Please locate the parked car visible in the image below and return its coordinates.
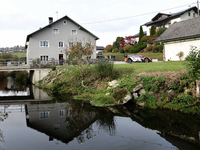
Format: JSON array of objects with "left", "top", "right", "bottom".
[
  {"left": 124, "top": 54, "right": 152, "bottom": 63},
  {"left": 96, "top": 54, "right": 107, "bottom": 59}
]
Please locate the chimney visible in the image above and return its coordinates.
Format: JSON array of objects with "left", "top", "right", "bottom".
[{"left": 49, "top": 17, "right": 53, "bottom": 24}]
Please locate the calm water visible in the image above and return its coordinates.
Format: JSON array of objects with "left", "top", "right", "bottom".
[{"left": 0, "top": 74, "right": 200, "bottom": 150}]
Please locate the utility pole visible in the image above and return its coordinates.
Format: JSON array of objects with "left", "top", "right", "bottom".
[{"left": 198, "top": 0, "right": 199, "bottom": 17}]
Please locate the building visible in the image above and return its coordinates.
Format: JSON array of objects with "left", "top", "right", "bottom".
[
  {"left": 143, "top": 6, "right": 199, "bottom": 36},
  {"left": 96, "top": 46, "right": 104, "bottom": 54},
  {"left": 155, "top": 17, "right": 200, "bottom": 61},
  {"left": 25, "top": 16, "right": 99, "bottom": 65}
]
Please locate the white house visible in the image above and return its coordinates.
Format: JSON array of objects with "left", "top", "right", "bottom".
[
  {"left": 143, "top": 6, "right": 199, "bottom": 36},
  {"left": 155, "top": 17, "right": 200, "bottom": 61},
  {"left": 25, "top": 16, "right": 99, "bottom": 65}
]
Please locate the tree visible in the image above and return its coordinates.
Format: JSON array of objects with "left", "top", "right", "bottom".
[
  {"left": 150, "top": 25, "right": 156, "bottom": 36},
  {"left": 104, "top": 45, "right": 112, "bottom": 53},
  {"left": 65, "top": 41, "right": 94, "bottom": 86},
  {"left": 156, "top": 27, "right": 167, "bottom": 37},
  {"left": 120, "top": 36, "right": 137, "bottom": 47},
  {"left": 113, "top": 37, "right": 123, "bottom": 49},
  {"left": 139, "top": 26, "right": 144, "bottom": 43}
]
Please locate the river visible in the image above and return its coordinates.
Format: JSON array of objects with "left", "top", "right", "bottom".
[{"left": 0, "top": 74, "right": 200, "bottom": 150}]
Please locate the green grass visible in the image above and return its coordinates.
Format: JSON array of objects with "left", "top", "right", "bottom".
[
  {"left": 11, "top": 53, "right": 26, "bottom": 58},
  {"left": 102, "top": 52, "right": 163, "bottom": 61}
]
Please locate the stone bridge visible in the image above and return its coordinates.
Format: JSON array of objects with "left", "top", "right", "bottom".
[{"left": 0, "top": 65, "right": 51, "bottom": 84}]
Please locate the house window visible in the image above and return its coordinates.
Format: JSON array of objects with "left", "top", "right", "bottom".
[
  {"left": 69, "top": 42, "right": 73, "bottom": 48},
  {"left": 188, "top": 11, "right": 190, "bottom": 16},
  {"left": 72, "top": 30, "right": 77, "bottom": 35},
  {"left": 53, "top": 29, "right": 59, "bottom": 34},
  {"left": 59, "top": 110, "right": 65, "bottom": 116},
  {"left": 40, "top": 41, "right": 49, "bottom": 47},
  {"left": 59, "top": 42, "right": 64, "bottom": 47},
  {"left": 40, "top": 55, "right": 48, "bottom": 61},
  {"left": 40, "top": 112, "right": 49, "bottom": 119},
  {"left": 63, "top": 20, "right": 67, "bottom": 25}
]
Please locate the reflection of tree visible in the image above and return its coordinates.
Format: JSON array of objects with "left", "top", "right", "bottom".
[
  {"left": 96, "top": 113, "right": 116, "bottom": 136},
  {"left": 0, "top": 129, "right": 5, "bottom": 143}
]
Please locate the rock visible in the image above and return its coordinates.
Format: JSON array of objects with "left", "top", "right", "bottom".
[
  {"left": 139, "top": 89, "right": 146, "bottom": 95},
  {"left": 133, "top": 93, "right": 138, "bottom": 101},
  {"left": 137, "top": 102, "right": 145, "bottom": 107},
  {"left": 168, "top": 90, "right": 175, "bottom": 95},
  {"left": 105, "top": 93, "right": 110, "bottom": 96},
  {"left": 107, "top": 80, "right": 120, "bottom": 89},
  {"left": 113, "top": 88, "right": 132, "bottom": 105},
  {"left": 108, "top": 107, "right": 119, "bottom": 114},
  {"left": 133, "top": 84, "right": 143, "bottom": 93}
]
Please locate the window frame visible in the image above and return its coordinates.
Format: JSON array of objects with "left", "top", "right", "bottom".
[
  {"left": 40, "top": 55, "right": 49, "bottom": 61},
  {"left": 59, "top": 41, "right": 64, "bottom": 48},
  {"left": 71, "top": 29, "right": 77, "bottom": 35},
  {"left": 40, "top": 41, "right": 49, "bottom": 47},
  {"left": 53, "top": 29, "right": 59, "bottom": 34}
]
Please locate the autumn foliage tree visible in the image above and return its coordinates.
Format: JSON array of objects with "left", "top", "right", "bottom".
[
  {"left": 65, "top": 41, "right": 94, "bottom": 86},
  {"left": 104, "top": 45, "right": 112, "bottom": 53},
  {"left": 120, "top": 36, "right": 137, "bottom": 47}
]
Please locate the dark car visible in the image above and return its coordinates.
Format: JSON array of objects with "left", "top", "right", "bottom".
[
  {"left": 124, "top": 54, "right": 152, "bottom": 63},
  {"left": 96, "top": 54, "right": 107, "bottom": 59}
]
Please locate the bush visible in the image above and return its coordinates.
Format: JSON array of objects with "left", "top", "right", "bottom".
[
  {"left": 150, "top": 25, "right": 156, "bottom": 36},
  {"left": 146, "top": 46, "right": 153, "bottom": 51},
  {"left": 123, "top": 45, "right": 132, "bottom": 53},
  {"left": 185, "top": 46, "right": 200, "bottom": 81},
  {"left": 159, "top": 45, "right": 164, "bottom": 53},
  {"left": 119, "top": 47, "right": 125, "bottom": 53},
  {"left": 95, "top": 59, "right": 114, "bottom": 79},
  {"left": 112, "top": 48, "right": 118, "bottom": 53},
  {"left": 152, "top": 46, "right": 159, "bottom": 53},
  {"left": 108, "top": 47, "right": 113, "bottom": 52},
  {"left": 129, "top": 43, "right": 147, "bottom": 53},
  {"left": 141, "top": 35, "right": 150, "bottom": 42},
  {"left": 156, "top": 27, "right": 167, "bottom": 37},
  {"left": 51, "top": 65, "right": 56, "bottom": 71}
]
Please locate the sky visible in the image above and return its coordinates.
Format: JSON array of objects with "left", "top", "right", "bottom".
[{"left": 0, "top": 0, "right": 198, "bottom": 48}]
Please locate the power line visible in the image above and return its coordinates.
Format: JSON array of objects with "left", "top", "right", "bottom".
[{"left": 81, "top": 2, "right": 197, "bottom": 25}]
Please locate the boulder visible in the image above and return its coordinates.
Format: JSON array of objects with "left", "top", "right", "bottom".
[
  {"left": 107, "top": 80, "right": 120, "bottom": 89},
  {"left": 168, "top": 90, "right": 175, "bottom": 96},
  {"left": 137, "top": 102, "right": 146, "bottom": 107},
  {"left": 133, "top": 84, "right": 143, "bottom": 93},
  {"left": 139, "top": 89, "right": 146, "bottom": 95},
  {"left": 113, "top": 88, "right": 132, "bottom": 105},
  {"left": 133, "top": 93, "right": 138, "bottom": 101}
]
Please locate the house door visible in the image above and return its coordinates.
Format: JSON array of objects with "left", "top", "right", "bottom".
[{"left": 59, "top": 54, "right": 64, "bottom": 65}]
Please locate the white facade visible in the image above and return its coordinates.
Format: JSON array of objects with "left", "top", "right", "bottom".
[{"left": 164, "top": 38, "right": 200, "bottom": 61}]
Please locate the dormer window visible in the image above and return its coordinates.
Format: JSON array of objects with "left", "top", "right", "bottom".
[
  {"left": 72, "top": 30, "right": 77, "bottom": 35},
  {"left": 53, "top": 29, "right": 59, "bottom": 34}
]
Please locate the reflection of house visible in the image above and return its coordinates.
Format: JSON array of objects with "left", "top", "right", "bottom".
[
  {"left": 25, "top": 16, "right": 99, "bottom": 65},
  {"left": 143, "top": 6, "right": 199, "bottom": 35},
  {"left": 25, "top": 103, "right": 97, "bottom": 144},
  {"left": 155, "top": 17, "right": 200, "bottom": 61}
]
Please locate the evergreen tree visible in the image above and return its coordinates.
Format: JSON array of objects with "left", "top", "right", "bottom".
[
  {"left": 150, "top": 25, "right": 156, "bottom": 36},
  {"left": 113, "top": 37, "right": 123, "bottom": 49},
  {"left": 139, "top": 26, "right": 144, "bottom": 43}
]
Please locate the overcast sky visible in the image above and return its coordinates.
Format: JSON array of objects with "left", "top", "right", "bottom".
[{"left": 0, "top": 0, "right": 198, "bottom": 48}]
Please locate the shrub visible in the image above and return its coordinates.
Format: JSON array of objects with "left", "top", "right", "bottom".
[
  {"left": 129, "top": 43, "right": 147, "bottom": 53},
  {"left": 156, "top": 27, "right": 167, "bottom": 37},
  {"left": 119, "top": 47, "right": 125, "bottom": 53},
  {"left": 159, "top": 45, "right": 164, "bottom": 53},
  {"left": 179, "top": 74, "right": 188, "bottom": 80},
  {"left": 123, "top": 45, "right": 132, "bottom": 53},
  {"left": 104, "top": 45, "right": 112, "bottom": 53},
  {"left": 152, "top": 46, "right": 159, "bottom": 53},
  {"left": 95, "top": 59, "right": 114, "bottom": 79},
  {"left": 137, "top": 93, "right": 157, "bottom": 108},
  {"left": 150, "top": 25, "right": 156, "bottom": 36},
  {"left": 141, "top": 35, "right": 150, "bottom": 42},
  {"left": 185, "top": 46, "right": 200, "bottom": 81},
  {"left": 108, "top": 47, "right": 113, "bottom": 52},
  {"left": 176, "top": 51, "right": 184, "bottom": 61},
  {"left": 51, "top": 65, "right": 56, "bottom": 71},
  {"left": 146, "top": 46, "right": 153, "bottom": 51},
  {"left": 112, "top": 48, "right": 119, "bottom": 53}
]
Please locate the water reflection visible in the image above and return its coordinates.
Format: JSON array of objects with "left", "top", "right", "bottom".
[{"left": 25, "top": 101, "right": 116, "bottom": 144}]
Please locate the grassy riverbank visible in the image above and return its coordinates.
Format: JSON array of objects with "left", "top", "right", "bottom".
[{"left": 39, "top": 61, "right": 200, "bottom": 115}]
